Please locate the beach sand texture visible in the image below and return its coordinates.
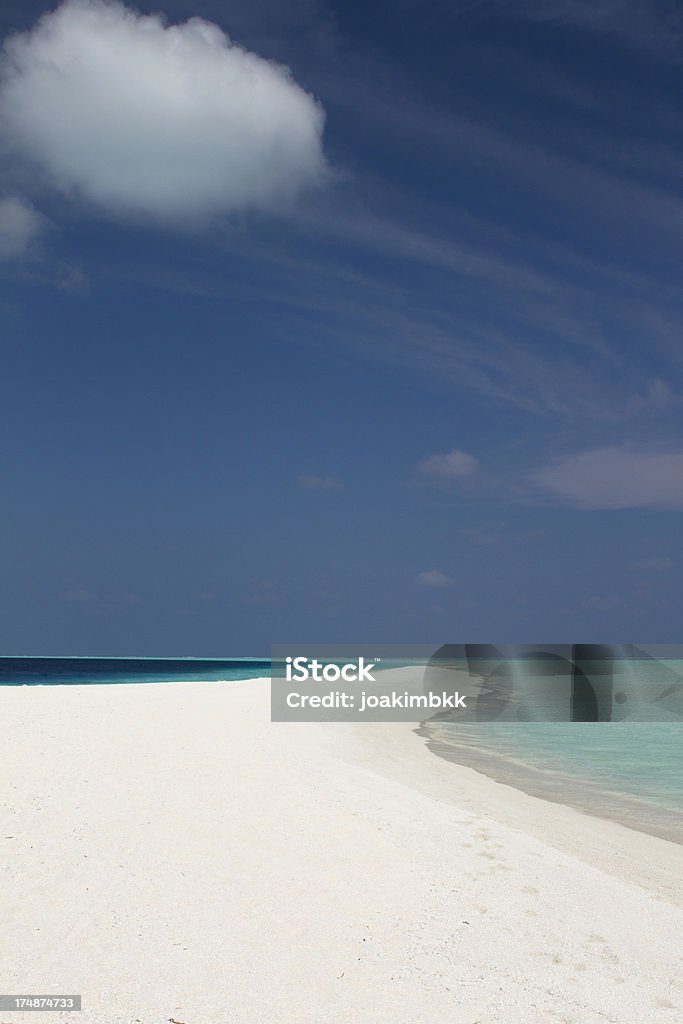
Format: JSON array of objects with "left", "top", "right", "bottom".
[{"left": 3, "top": 678, "right": 682, "bottom": 1023}]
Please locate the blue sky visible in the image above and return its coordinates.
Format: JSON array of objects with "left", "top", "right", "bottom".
[{"left": 1, "top": 0, "right": 682, "bottom": 654}]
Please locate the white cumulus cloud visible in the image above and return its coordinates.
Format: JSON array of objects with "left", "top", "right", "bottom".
[
  {"left": 416, "top": 448, "right": 479, "bottom": 482},
  {"left": 0, "top": 0, "right": 326, "bottom": 223},
  {"left": 532, "top": 446, "right": 683, "bottom": 509},
  {"left": 0, "top": 194, "right": 45, "bottom": 259}
]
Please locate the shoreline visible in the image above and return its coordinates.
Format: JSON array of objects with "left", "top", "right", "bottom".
[
  {"left": 3, "top": 678, "right": 683, "bottom": 1023},
  {"left": 416, "top": 720, "right": 683, "bottom": 846},
  {"left": 345, "top": 708, "right": 683, "bottom": 908}
]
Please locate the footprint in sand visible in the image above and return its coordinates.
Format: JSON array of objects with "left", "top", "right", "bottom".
[
  {"left": 655, "top": 997, "right": 677, "bottom": 1009},
  {"left": 532, "top": 950, "right": 564, "bottom": 965}
]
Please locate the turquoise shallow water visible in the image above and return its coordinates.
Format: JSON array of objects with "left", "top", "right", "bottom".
[{"left": 423, "top": 720, "right": 683, "bottom": 842}]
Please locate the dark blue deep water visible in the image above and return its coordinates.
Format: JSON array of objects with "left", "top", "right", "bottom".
[{"left": 0, "top": 657, "right": 270, "bottom": 685}]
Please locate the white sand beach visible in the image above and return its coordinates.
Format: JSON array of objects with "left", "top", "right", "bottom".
[{"left": 3, "top": 678, "right": 682, "bottom": 1024}]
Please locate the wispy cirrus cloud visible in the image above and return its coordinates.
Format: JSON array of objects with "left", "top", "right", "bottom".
[
  {"left": 446, "top": 1, "right": 683, "bottom": 61},
  {"left": 319, "top": 48, "right": 683, "bottom": 245},
  {"left": 267, "top": 282, "right": 673, "bottom": 421},
  {"left": 115, "top": 192, "right": 683, "bottom": 424},
  {"left": 511, "top": 1, "right": 683, "bottom": 61}
]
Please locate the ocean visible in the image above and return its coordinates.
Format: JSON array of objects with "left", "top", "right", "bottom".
[
  {"left": 0, "top": 657, "right": 270, "bottom": 686},
  {"left": 420, "top": 719, "right": 683, "bottom": 843}
]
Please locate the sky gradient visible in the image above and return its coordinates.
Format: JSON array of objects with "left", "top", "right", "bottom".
[{"left": 1, "top": 0, "right": 682, "bottom": 653}]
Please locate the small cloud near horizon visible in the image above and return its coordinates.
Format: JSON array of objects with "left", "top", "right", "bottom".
[
  {"left": 581, "top": 595, "right": 621, "bottom": 611},
  {"left": 62, "top": 587, "right": 96, "bottom": 604},
  {"left": 297, "top": 474, "right": 343, "bottom": 491},
  {"left": 0, "top": 194, "right": 45, "bottom": 259},
  {"left": 531, "top": 446, "right": 683, "bottom": 509},
  {"left": 415, "top": 447, "right": 479, "bottom": 483},
  {"left": 61, "top": 587, "right": 141, "bottom": 609},
  {"left": 56, "top": 263, "right": 89, "bottom": 293},
  {"left": 630, "top": 557, "right": 674, "bottom": 572},
  {"left": 244, "top": 580, "right": 282, "bottom": 606},
  {"left": 416, "top": 569, "right": 454, "bottom": 588}
]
